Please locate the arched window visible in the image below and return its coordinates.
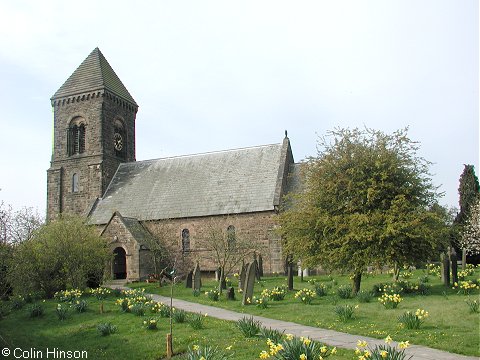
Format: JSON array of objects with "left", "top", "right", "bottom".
[
  {"left": 72, "top": 173, "right": 79, "bottom": 193},
  {"left": 114, "top": 119, "right": 126, "bottom": 159},
  {"left": 67, "top": 117, "right": 86, "bottom": 156},
  {"left": 182, "top": 229, "right": 190, "bottom": 253},
  {"left": 227, "top": 225, "right": 236, "bottom": 250}
]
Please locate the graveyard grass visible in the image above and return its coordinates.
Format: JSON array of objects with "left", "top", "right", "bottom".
[
  {"left": 0, "top": 294, "right": 353, "bottom": 360},
  {"left": 131, "top": 269, "right": 480, "bottom": 357}
]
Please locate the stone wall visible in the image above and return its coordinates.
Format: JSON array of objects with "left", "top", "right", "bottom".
[{"left": 142, "top": 211, "right": 284, "bottom": 275}]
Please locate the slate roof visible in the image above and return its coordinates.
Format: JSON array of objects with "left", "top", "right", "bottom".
[
  {"left": 52, "top": 47, "right": 137, "bottom": 106},
  {"left": 89, "top": 141, "right": 293, "bottom": 225}
]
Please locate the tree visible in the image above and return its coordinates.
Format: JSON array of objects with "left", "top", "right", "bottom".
[
  {"left": 456, "top": 165, "right": 479, "bottom": 224},
  {"left": 279, "top": 128, "right": 445, "bottom": 294},
  {"left": 8, "top": 215, "right": 110, "bottom": 297},
  {"left": 195, "top": 217, "right": 260, "bottom": 294},
  {"left": 459, "top": 195, "right": 480, "bottom": 255},
  {"left": 0, "top": 201, "right": 43, "bottom": 244}
]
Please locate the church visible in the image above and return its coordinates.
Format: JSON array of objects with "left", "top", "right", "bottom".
[{"left": 47, "top": 48, "right": 299, "bottom": 282}]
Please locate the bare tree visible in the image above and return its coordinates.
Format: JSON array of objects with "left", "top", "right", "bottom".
[
  {"left": 196, "top": 217, "right": 261, "bottom": 293},
  {"left": 0, "top": 201, "right": 43, "bottom": 244}
]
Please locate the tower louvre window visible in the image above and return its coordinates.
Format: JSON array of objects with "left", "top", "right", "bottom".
[
  {"left": 72, "top": 173, "right": 79, "bottom": 193},
  {"left": 182, "top": 229, "right": 190, "bottom": 253},
  {"left": 67, "top": 118, "right": 86, "bottom": 156}
]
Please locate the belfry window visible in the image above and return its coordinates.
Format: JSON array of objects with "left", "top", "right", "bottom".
[
  {"left": 182, "top": 229, "right": 190, "bottom": 253},
  {"left": 67, "top": 118, "right": 86, "bottom": 156}
]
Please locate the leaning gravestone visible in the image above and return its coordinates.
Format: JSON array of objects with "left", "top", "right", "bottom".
[
  {"left": 242, "top": 260, "right": 257, "bottom": 305},
  {"left": 193, "top": 262, "right": 201, "bottom": 291},
  {"left": 253, "top": 253, "right": 261, "bottom": 281},
  {"left": 441, "top": 252, "right": 450, "bottom": 286},
  {"left": 239, "top": 262, "right": 247, "bottom": 291},
  {"left": 185, "top": 270, "right": 193, "bottom": 288},
  {"left": 450, "top": 248, "right": 458, "bottom": 285},
  {"left": 258, "top": 254, "right": 264, "bottom": 277}
]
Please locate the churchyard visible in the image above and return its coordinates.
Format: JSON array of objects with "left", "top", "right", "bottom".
[{"left": 0, "top": 265, "right": 478, "bottom": 359}]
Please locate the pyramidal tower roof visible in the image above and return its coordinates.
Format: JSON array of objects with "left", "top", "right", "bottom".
[{"left": 52, "top": 47, "right": 137, "bottom": 106}]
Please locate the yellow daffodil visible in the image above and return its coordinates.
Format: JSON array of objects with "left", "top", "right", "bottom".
[{"left": 384, "top": 335, "right": 392, "bottom": 344}]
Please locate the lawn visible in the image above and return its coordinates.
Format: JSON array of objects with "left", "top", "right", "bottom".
[
  {"left": 130, "top": 267, "right": 480, "bottom": 357},
  {"left": 0, "top": 291, "right": 353, "bottom": 360}
]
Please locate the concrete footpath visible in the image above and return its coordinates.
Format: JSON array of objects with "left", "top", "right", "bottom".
[{"left": 110, "top": 286, "right": 479, "bottom": 360}]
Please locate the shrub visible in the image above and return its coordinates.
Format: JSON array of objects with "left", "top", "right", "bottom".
[
  {"left": 72, "top": 299, "right": 88, "bottom": 313},
  {"left": 259, "top": 327, "right": 284, "bottom": 344},
  {"left": 172, "top": 308, "right": 187, "bottom": 323},
  {"left": 143, "top": 317, "right": 158, "bottom": 330},
  {"left": 192, "top": 289, "right": 200, "bottom": 297},
  {"left": 97, "top": 322, "right": 117, "bottom": 336},
  {"left": 294, "top": 288, "right": 316, "bottom": 304},
  {"left": 356, "top": 290, "right": 373, "bottom": 303},
  {"left": 378, "top": 293, "right": 402, "bottom": 309},
  {"left": 185, "top": 344, "right": 231, "bottom": 360},
  {"left": 236, "top": 316, "right": 261, "bottom": 337},
  {"left": 189, "top": 312, "right": 206, "bottom": 330},
  {"left": 314, "top": 283, "right": 328, "bottom": 297},
  {"left": 336, "top": 285, "right": 352, "bottom": 299},
  {"left": 56, "top": 303, "right": 68, "bottom": 320},
  {"left": 466, "top": 298, "right": 479, "bottom": 313},
  {"left": 398, "top": 309, "right": 428, "bottom": 329},
  {"left": 28, "top": 304, "right": 44, "bottom": 318},
  {"left": 112, "top": 288, "right": 122, "bottom": 297},
  {"left": 10, "top": 296, "right": 25, "bottom": 310},
  {"left": 205, "top": 289, "right": 219, "bottom": 301},
  {"left": 334, "top": 304, "right": 356, "bottom": 322}
]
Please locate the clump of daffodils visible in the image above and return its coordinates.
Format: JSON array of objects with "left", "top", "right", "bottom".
[
  {"left": 294, "top": 288, "right": 316, "bottom": 304},
  {"left": 54, "top": 289, "right": 83, "bottom": 303},
  {"left": 378, "top": 293, "right": 402, "bottom": 309},
  {"left": 354, "top": 336, "right": 411, "bottom": 360},
  {"left": 453, "top": 280, "right": 479, "bottom": 295},
  {"left": 143, "top": 317, "right": 158, "bottom": 330},
  {"left": 259, "top": 335, "right": 336, "bottom": 359},
  {"left": 398, "top": 308, "right": 429, "bottom": 329}
]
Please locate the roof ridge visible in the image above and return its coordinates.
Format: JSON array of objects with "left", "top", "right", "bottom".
[{"left": 123, "top": 143, "right": 283, "bottom": 166}]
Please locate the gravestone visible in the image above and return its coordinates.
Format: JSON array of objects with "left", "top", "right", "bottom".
[
  {"left": 185, "top": 270, "right": 193, "bottom": 288},
  {"left": 258, "top": 254, "right": 264, "bottom": 277},
  {"left": 239, "top": 262, "right": 247, "bottom": 291},
  {"left": 242, "top": 260, "right": 257, "bottom": 305},
  {"left": 227, "top": 286, "right": 235, "bottom": 300},
  {"left": 450, "top": 248, "right": 458, "bottom": 285},
  {"left": 193, "top": 262, "right": 201, "bottom": 291},
  {"left": 253, "top": 253, "right": 261, "bottom": 281},
  {"left": 441, "top": 252, "right": 450, "bottom": 286}
]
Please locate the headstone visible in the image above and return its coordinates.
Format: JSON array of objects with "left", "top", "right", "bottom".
[
  {"left": 242, "top": 260, "right": 257, "bottom": 305},
  {"left": 258, "top": 254, "right": 264, "bottom": 277},
  {"left": 450, "top": 248, "right": 458, "bottom": 285},
  {"left": 441, "top": 252, "right": 450, "bottom": 286},
  {"left": 227, "top": 286, "right": 235, "bottom": 300},
  {"left": 239, "top": 262, "right": 247, "bottom": 291},
  {"left": 193, "top": 262, "right": 201, "bottom": 291},
  {"left": 185, "top": 270, "right": 193, "bottom": 288},
  {"left": 215, "top": 267, "right": 221, "bottom": 281},
  {"left": 253, "top": 253, "right": 261, "bottom": 281}
]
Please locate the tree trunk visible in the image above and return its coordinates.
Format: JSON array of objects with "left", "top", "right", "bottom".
[
  {"left": 218, "top": 267, "right": 226, "bottom": 294},
  {"left": 287, "top": 263, "right": 294, "bottom": 290},
  {"left": 352, "top": 271, "right": 362, "bottom": 295},
  {"left": 392, "top": 263, "right": 400, "bottom": 282}
]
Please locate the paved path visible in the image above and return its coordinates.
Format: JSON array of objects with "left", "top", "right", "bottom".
[{"left": 109, "top": 285, "right": 478, "bottom": 360}]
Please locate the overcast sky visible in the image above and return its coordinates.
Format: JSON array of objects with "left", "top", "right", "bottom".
[{"left": 0, "top": 0, "right": 478, "bottom": 216}]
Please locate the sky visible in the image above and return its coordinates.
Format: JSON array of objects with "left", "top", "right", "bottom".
[{"left": 0, "top": 0, "right": 478, "bottom": 217}]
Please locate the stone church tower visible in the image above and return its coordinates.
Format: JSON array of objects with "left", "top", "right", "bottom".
[{"left": 47, "top": 48, "right": 138, "bottom": 221}]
